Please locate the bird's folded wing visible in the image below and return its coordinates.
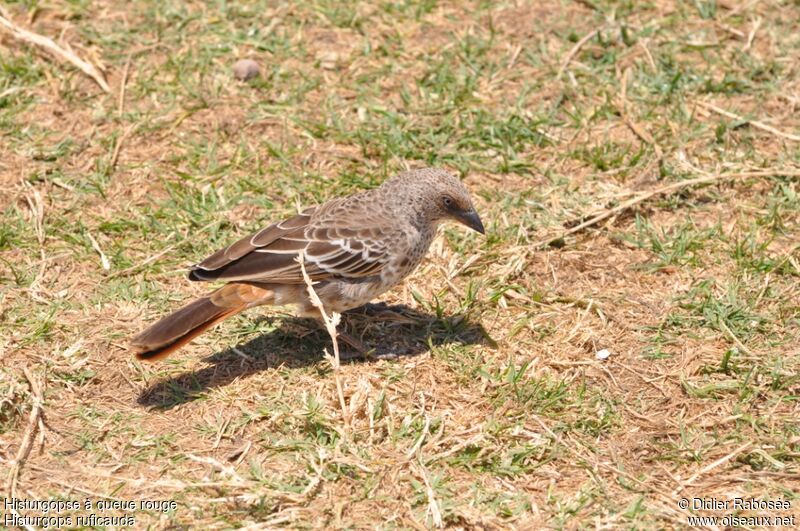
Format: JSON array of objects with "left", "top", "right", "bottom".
[{"left": 189, "top": 206, "right": 397, "bottom": 283}]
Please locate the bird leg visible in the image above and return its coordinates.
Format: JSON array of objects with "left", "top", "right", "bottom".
[
  {"left": 329, "top": 315, "right": 383, "bottom": 360},
  {"left": 314, "top": 314, "right": 396, "bottom": 361},
  {"left": 336, "top": 329, "right": 373, "bottom": 360},
  {"left": 337, "top": 327, "right": 405, "bottom": 361},
  {"left": 369, "top": 308, "right": 418, "bottom": 325}
]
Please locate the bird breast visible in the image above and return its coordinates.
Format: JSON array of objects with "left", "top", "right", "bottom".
[{"left": 314, "top": 231, "right": 432, "bottom": 314}]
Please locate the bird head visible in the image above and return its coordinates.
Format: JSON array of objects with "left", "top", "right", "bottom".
[{"left": 385, "top": 168, "right": 485, "bottom": 235}]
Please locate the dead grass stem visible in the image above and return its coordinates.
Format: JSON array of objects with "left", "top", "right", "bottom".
[{"left": 0, "top": 6, "right": 110, "bottom": 93}]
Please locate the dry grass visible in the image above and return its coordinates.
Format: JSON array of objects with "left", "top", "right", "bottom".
[{"left": 1, "top": 0, "right": 799, "bottom": 528}]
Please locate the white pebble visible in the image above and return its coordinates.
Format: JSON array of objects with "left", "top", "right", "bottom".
[{"left": 596, "top": 348, "right": 611, "bottom": 360}]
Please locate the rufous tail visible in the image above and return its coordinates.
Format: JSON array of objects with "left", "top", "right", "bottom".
[{"left": 130, "top": 283, "right": 272, "bottom": 361}]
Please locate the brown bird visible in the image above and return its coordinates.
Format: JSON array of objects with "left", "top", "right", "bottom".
[{"left": 130, "top": 167, "right": 485, "bottom": 361}]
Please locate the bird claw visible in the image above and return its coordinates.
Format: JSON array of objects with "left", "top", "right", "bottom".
[
  {"left": 335, "top": 330, "right": 401, "bottom": 361},
  {"left": 339, "top": 347, "right": 399, "bottom": 362}
]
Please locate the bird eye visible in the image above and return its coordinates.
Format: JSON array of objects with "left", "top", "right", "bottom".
[{"left": 442, "top": 196, "right": 453, "bottom": 207}]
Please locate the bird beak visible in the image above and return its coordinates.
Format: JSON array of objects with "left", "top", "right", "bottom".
[{"left": 457, "top": 209, "right": 485, "bottom": 235}]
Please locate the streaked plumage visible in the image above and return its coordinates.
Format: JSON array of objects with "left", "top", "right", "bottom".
[{"left": 131, "top": 167, "right": 484, "bottom": 361}]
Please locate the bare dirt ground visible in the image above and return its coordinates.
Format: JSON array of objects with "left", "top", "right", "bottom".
[{"left": 1, "top": 0, "right": 799, "bottom": 528}]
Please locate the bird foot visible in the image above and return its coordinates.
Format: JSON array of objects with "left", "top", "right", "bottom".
[
  {"left": 336, "top": 329, "right": 368, "bottom": 354},
  {"left": 335, "top": 330, "right": 400, "bottom": 361},
  {"left": 338, "top": 348, "right": 400, "bottom": 362}
]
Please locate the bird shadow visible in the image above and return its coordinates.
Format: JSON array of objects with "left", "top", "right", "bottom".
[{"left": 137, "top": 302, "right": 494, "bottom": 410}]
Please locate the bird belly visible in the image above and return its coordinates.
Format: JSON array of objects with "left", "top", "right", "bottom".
[
  {"left": 293, "top": 245, "right": 429, "bottom": 317},
  {"left": 317, "top": 278, "right": 393, "bottom": 313}
]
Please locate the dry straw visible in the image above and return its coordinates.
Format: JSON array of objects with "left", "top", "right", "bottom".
[
  {"left": 0, "top": 5, "right": 110, "bottom": 92},
  {"left": 296, "top": 252, "right": 350, "bottom": 427}
]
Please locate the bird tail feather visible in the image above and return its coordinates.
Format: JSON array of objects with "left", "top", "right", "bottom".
[{"left": 131, "top": 283, "right": 273, "bottom": 362}]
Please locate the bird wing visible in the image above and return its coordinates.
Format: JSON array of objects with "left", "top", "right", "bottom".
[{"left": 189, "top": 203, "right": 400, "bottom": 284}]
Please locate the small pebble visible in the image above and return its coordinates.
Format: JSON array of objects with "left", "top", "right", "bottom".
[
  {"left": 315, "top": 51, "right": 339, "bottom": 70},
  {"left": 596, "top": 348, "right": 611, "bottom": 360},
  {"left": 232, "top": 59, "right": 260, "bottom": 81}
]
